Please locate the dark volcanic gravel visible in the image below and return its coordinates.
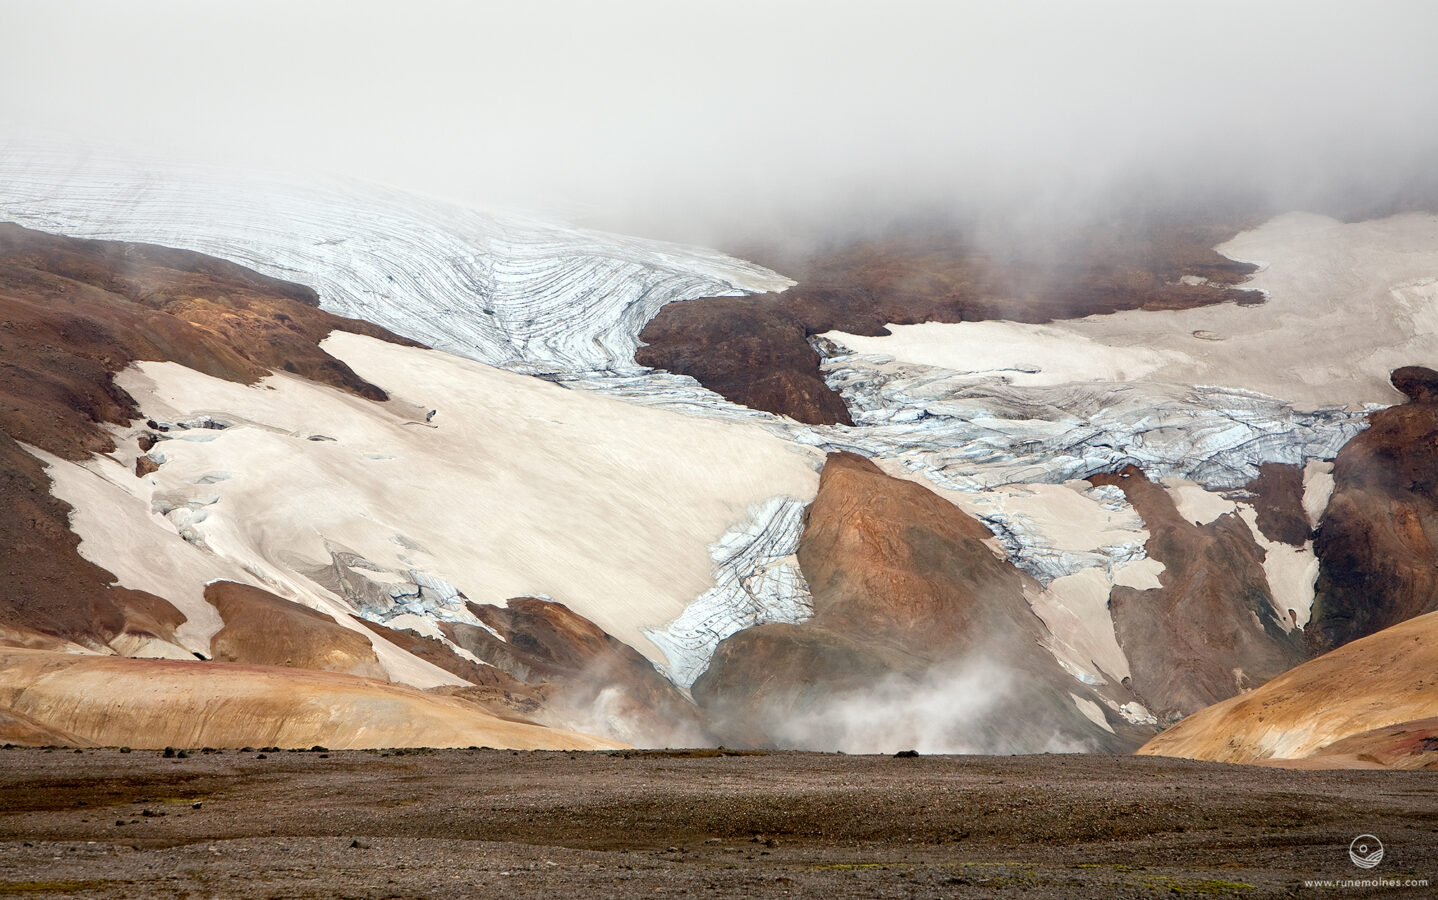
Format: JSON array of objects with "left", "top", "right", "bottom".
[{"left": 0, "top": 747, "right": 1433, "bottom": 897}]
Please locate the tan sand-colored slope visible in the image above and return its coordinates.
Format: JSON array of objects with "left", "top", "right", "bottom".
[
  {"left": 0, "top": 649, "right": 618, "bottom": 750},
  {"left": 206, "top": 582, "right": 387, "bottom": 679},
  {"left": 1138, "top": 610, "right": 1438, "bottom": 764}
]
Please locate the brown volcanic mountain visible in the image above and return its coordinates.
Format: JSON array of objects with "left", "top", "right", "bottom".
[
  {"left": 695, "top": 452, "right": 1142, "bottom": 752},
  {"left": 1307, "top": 365, "right": 1438, "bottom": 654},
  {"left": 0, "top": 223, "right": 648, "bottom": 750},
  {"left": 3, "top": 205, "right": 1437, "bottom": 762}
]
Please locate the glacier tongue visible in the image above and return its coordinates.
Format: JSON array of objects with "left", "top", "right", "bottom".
[
  {"left": 804, "top": 349, "right": 1369, "bottom": 493},
  {"left": 0, "top": 145, "right": 792, "bottom": 374},
  {"left": 646, "top": 497, "right": 814, "bottom": 688}
]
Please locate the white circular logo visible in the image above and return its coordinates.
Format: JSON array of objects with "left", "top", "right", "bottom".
[{"left": 1349, "top": 834, "right": 1384, "bottom": 869}]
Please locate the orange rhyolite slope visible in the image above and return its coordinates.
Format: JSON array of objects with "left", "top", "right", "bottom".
[{"left": 1138, "top": 610, "right": 1438, "bottom": 765}]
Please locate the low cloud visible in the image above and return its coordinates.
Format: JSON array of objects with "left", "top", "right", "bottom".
[
  {"left": 723, "top": 656, "right": 1101, "bottom": 755},
  {"left": 3, "top": 1, "right": 1435, "bottom": 247}
]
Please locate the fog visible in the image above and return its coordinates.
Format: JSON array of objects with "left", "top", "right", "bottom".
[
  {"left": 3, "top": 1, "right": 1437, "bottom": 246},
  {"left": 709, "top": 656, "right": 1104, "bottom": 755}
]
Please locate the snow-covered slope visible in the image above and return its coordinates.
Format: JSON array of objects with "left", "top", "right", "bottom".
[
  {"left": 0, "top": 145, "right": 791, "bottom": 375},
  {"left": 44, "top": 333, "right": 819, "bottom": 682}
]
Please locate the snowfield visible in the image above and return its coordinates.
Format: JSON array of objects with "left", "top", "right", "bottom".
[{"left": 43, "top": 332, "right": 819, "bottom": 681}]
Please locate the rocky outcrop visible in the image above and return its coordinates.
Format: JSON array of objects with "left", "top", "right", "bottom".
[
  {"left": 445, "top": 598, "right": 711, "bottom": 748},
  {"left": 638, "top": 222, "right": 1262, "bottom": 423},
  {"left": 1139, "top": 610, "right": 1438, "bottom": 765},
  {"left": 0, "top": 648, "right": 618, "bottom": 750},
  {"left": 354, "top": 618, "right": 546, "bottom": 724},
  {"left": 636, "top": 298, "right": 853, "bottom": 425},
  {"left": 206, "top": 582, "right": 386, "bottom": 679},
  {"left": 1243, "top": 463, "right": 1312, "bottom": 547},
  {"left": 1089, "top": 467, "right": 1304, "bottom": 719},
  {"left": 1389, "top": 364, "right": 1438, "bottom": 402},
  {"left": 1307, "top": 366, "right": 1438, "bottom": 654},
  {"left": 694, "top": 453, "right": 1139, "bottom": 753},
  {"left": 0, "top": 432, "right": 184, "bottom": 653}
]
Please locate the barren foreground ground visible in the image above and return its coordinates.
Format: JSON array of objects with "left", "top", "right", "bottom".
[{"left": 0, "top": 748, "right": 1433, "bottom": 898}]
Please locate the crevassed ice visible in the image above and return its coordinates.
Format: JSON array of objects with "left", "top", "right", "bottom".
[
  {"left": 0, "top": 144, "right": 792, "bottom": 374},
  {"left": 805, "top": 349, "right": 1368, "bottom": 493},
  {"left": 646, "top": 497, "right": 814, "bottom": 687}
]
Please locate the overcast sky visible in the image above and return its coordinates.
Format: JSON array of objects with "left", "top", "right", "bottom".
[{"left": 3, "top": 1, "right": 1437, "bottom": 244}]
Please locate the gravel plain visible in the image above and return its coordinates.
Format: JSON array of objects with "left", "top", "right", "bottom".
[{"left": 0, "top": 747, "right": 1434, "bottom": 898}]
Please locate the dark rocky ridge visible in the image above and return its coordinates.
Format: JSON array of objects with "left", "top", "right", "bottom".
[
  {"left": 1307, "top": 365, "right": 1438, "bottom": 654},
  {"left": 1089, "top": 467, "right": 1305, "bottom": 720},
  {"left": 1243, "top": 462, "right": 1312, "bottom": 548},
  {"left": 637, "top": 222, "right": 1263, "bottom": 423}
]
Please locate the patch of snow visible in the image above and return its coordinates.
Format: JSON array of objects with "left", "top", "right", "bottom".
[
  {"left": 1161, "top": 477, "right": 1238, "bottom": 525},
  {"left": 1235, "top": 508, "right": 1318, "bottom": 631},
  {"left": 1302, "top": 459, "right": 1336, "bottom": 528},
  {"left": 827, "top": 320, "right": 1188, "bottom": 386},
  {"left": 1070, "top": 692, "right": 1115, "bottom": 733}
]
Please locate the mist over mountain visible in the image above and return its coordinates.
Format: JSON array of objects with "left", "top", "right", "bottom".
[{"left": 4, "top": 1, "right": 1436, "bottom": 246}]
